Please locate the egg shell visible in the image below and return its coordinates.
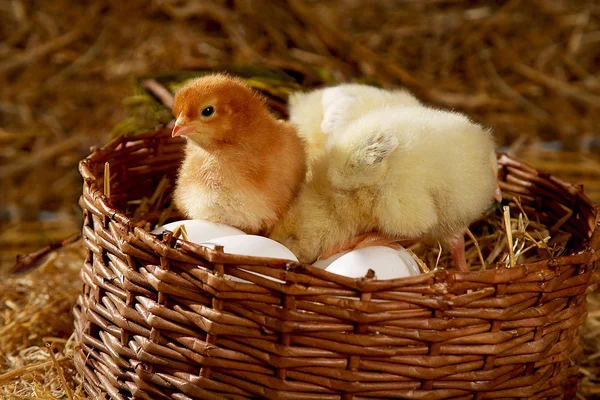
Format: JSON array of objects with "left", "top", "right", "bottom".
[
  {"left": 325, "top": 246, "right": 421, "bottom": 280},
  {"left": 313, "top": 250, "right": 351, "bottom": 269},
  {"left": 203, "top": 235, "right": 298, "bottom": 261},
  {"left": 152, "top": 220, "right": 246, "bottom": 243},
  {"left": 203, "top": 235, "right": 298, "bottom": 284}
]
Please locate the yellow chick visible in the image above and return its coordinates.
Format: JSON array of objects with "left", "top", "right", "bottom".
[
  {"left": 172, "top": 74, "right": 307, "bottom": 235},
  {"left": 288, "top": 84, "right": 420, "bottom": 178},
  {"left": 271, "top": 105, "right": 498, "bottom": 270}
]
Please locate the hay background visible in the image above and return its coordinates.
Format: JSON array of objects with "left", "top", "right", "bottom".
[{"left": 1, "top": 0, "right": 599, "bottom": 398}]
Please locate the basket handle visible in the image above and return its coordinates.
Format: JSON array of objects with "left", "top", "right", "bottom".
[{"left": 142, "top": 79, "right": 175, "bottom": 112}]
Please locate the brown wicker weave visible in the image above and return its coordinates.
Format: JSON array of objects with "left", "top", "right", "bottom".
[{"left": 74, "top": 126, "right": 600, "bottom": 400}]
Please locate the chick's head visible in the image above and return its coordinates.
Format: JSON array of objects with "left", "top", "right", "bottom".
[{"left": 172, "top": 74, "right": 268, "bottom": 148}]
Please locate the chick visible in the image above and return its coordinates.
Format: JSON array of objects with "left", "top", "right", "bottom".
[
  {"left": 172, "top": 74, "right": 307, "bottom": 235},
  {"left": 271, "top": 106, "right": 497, "bottom": 271},
  {"left": 288, "top": 83, "right": 420, "bottom": 177}
]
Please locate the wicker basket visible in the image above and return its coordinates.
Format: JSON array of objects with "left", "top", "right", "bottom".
[{"left": 74, "top": 126, "right": 600, "bottom": 400}]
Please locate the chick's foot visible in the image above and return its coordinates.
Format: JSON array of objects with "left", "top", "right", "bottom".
[{"left": 447, "top": 233, "right": 468, "bottom": 272}]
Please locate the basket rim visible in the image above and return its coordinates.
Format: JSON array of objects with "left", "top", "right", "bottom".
[{"left": 78, "top": 126, "right": 600, "bottom": 288}]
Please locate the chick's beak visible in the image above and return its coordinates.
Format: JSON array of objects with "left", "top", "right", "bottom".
[
  {"left": 172, "top": 118, "right": 193, "bottom": 137},
  {"left": 172, "top": 123, "right": 183, "bottom": 137}
]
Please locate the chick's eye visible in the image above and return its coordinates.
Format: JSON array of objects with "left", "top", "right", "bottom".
[{"left": 201, "top": 106, "right": 215, "bottom": 117}]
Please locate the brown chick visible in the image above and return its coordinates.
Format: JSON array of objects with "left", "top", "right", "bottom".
[{"left": 171, "top": 74, "right": 306, "bottom": 235}]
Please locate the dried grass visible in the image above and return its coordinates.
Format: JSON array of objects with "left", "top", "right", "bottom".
[
  {"left": 0, "top": 245, "right": 85, "bottom": 399},
  {"left": 406, "top": 196, "right": 571, "bottom": 275},
  {"left": 1, "top": 0, "right": 600, "bottom": 398}
]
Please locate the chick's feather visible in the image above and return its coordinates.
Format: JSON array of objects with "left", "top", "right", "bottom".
[
  {"left": 288, "top": 84, "right": 420, "bottom": 178},
  {"left": 272, "top": 105, "right": 497, "bottom": 264}
]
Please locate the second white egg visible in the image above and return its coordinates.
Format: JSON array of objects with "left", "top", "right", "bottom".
[
  {"left": 152, "top": 219, "right": 246, "bottom": 243},
  {"left": 203, "top": 235, "right": 298, "bottom": 261},
  {"left": 203, "top": 235, "right": 298, "bottom": 284},
  {"left": 325, "top": 246, "right": 421, "bottom": 280}
]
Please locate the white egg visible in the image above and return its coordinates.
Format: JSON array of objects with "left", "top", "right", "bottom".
[
  {"left": 203, "top": 235, "right": 298, "bottom": 261},
  {"left": 313, "top": 250, "right": 351, "bottom": 269},
  {"left": 325, "top": 246, "right": 421, "bottom": 280},
  {"left": 203, "top": 235, "right": 298, "bottom": 284},
  {"left": 152, "top": 220, "right": 246, "bottom": 243}
]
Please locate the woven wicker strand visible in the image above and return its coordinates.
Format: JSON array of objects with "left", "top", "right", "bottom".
[{"left": 73, "top": 126, "right": 600, "bottom": 400}]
